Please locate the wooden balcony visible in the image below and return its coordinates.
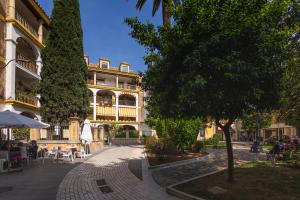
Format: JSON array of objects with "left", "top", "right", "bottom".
[
  {"left": 16, "top": 53, "right": 38, "bottom": 74},
  {"left": 16, "top": 12, "right": 39, "bottom": 38},
  {"left": 119, "top": 107, "right": 136, "bottom": 117},
  {"left": 15, "top": 91, "right": 38, "bottom": 106},
  {"left": 96, "top": 106, "right": 116, "bottom": 116}
]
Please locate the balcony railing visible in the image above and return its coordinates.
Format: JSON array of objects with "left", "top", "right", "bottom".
[
  {"left": 119, "top": 107, "right": 136, "bottom": 117},
  {"left": 16, "top": 53, "right": 38, "bottom": 74},
  {"left": 118, "top": 84, "right": 136, "bottom": 90},
  {"left": 16, "top": 12, "right": 39, "bottom": 38},
  {"left": 96, "top": 106, "right": 116, "bottom": 116},
  {"left": 15, "top": 91, "right": 38, "bottom": 106}
]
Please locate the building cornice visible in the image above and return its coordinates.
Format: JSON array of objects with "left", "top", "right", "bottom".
[
  {"left": 26, "top": 0, "right": 50, "bottom": 25},
  {"left": 87, "top": 84, "right": 140, "bottom": 93},
  {"left": 88, "top": 66, "right": 140, "bottom": 78},
  {"left": 4, "top": 99, "right": 39, "bottom": 111},
  {"left": 6, "top": 18, "right": 45, "bottom": 49}
]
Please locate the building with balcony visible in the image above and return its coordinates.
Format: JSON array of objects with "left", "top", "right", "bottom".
[
  {"left": 85, "top": 55, "right": 148, "bottom": 143},
  {"left": 0, "top": 0, "right": 49, "bottom": 121}
]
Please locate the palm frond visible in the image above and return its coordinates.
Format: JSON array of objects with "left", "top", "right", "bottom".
[
  {"left": 136, "top": 0, "right": 148, "bottom": 11},
  {"left": 152, "top": 0, "right": 162, "bottom": 16}
]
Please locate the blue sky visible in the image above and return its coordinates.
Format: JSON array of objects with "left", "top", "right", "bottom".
[{"left": 37, "top": 0, "right": 161, "bottom": 72}]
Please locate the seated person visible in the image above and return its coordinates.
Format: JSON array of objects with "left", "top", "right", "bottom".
[
  {"left": 250, "top": 140, "right": 260, "bottom": 152},
  {"left": 269, "top": 141, "right": 281, "bottom": 155}
]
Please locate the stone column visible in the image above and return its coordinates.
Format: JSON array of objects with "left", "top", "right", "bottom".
[
  {"left": 8, "top": 0, "right": 15, "bottom": 19},
  {"left": 30, "top": 129, "right": 40, "bottom": 140},
  {"left": 93, "top": 126, "right": 98, "bottom": 141},
  {"left": 93, "top": 72, "right": 96, "bottom": 85},
  {"left": 115, "top": 93, "right": 119, "bottom": 121},
  {"left": 5, "top": 25, "right": 16, "bottom": 99},
  {"left": 135, "top": 93, "right": 139, "bottom": 122},
  {"left": 69, "top": 117, "right": 80, "bottom": 142},
  {"left": 99, "top": 126, "right": 104, "bottom": 141},
  {"left": 93, "top": 92, "right": 97, "bottom": 121},
  {"left": 116, "top": 75, "right": 119, "bottom": 88}
]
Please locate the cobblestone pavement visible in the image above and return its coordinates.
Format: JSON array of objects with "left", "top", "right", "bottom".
[
  {"left": 152, "top": 144, "right": 266, "bottom": 187},
  {"left": 56, "top": 145, "right": 178, "bottom": 200}
]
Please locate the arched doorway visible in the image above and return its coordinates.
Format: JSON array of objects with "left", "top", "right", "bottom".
[{"left": 116, "top": 125, "right": 138, "bottom": 138}]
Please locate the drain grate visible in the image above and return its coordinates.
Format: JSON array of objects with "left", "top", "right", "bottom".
[
  {"left": 96, "top": 179, "right": 106, "bottom": 186},
  {"left": 99, "top": 186, "right": 113, "bottom": 194},
  {"left": 0, "top": 186, "right": 13, "bottom": 194},
  {"left": 95, "top": 179, "right": 113, "bottom": 194}
]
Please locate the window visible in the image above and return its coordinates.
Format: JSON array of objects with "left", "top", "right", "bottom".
[
  {"left": 120, "top": 65, "right": 129, "bottom": 73},
  {"left": 101, "top": 61, "right": 109, "bottom": 69},
  {"left": 96, "top": 79, "right": 105, "bottom": 85},
  {"left": 118, "top": 82, "right": 124, "bottom": 88}
]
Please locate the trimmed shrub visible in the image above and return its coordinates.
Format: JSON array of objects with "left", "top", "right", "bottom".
[
  {"left": 192, "top": 141, "right": 204, "bottom": 152},
  {"left": 205, "top": 134, "right": 222, "bottom": 148},
  {"left": 265, "top": 136, "right": 277, "bottom": 145}
]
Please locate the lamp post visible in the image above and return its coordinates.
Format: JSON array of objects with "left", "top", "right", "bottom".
[
  {"left": 1, "top": 58, "right": 30, "bottom": 72},
  {"left": 256, "top": 113, "right": 261, "bottom": 142}
]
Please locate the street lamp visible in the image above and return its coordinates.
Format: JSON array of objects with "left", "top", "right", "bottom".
[{"left": 0, "top": 58, "right": 31, "bottom": 72}]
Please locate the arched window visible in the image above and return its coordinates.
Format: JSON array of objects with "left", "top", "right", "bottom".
[{"left": 119, "top": 94, "right": 136, "bottom": 106}]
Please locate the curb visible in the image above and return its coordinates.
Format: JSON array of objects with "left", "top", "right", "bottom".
[
  {"left": 148, "top": 153, "right": 214, "bottom": 170},
  {"left": 166, "top": 168, "right": 226, "bottom": 200}
]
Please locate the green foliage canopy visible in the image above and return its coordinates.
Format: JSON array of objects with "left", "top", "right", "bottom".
[{"left": 126, "top": 0, "right": 299, "bottom": 181}]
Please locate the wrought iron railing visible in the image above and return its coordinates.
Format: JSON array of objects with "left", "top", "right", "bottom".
[
  {"left": 16, "top": 12, "right": 39, "bottom": 37},
  {"left": 15, "top": 91, "right": 37, "bottom": 106},
  {"left": 16, "top": 53, "right": 38, "bottom": 74}
]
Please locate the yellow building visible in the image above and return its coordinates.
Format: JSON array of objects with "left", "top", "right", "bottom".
[
  {"left": 0, "top": 0, "right": 49, "bottom": 121},
  {"left": 85, "top": 56, "right": 148, "bottom": 145}
]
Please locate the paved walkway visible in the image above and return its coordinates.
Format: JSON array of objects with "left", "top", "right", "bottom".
[
  {"left": 152, "top": 144, "right": 266, "bottom": 187},
  {"left": 56, "top": 145, "right": 178, "bottom": 200},
  {"left": 0, "top": 159, "right": 80, "bottom": 200}
]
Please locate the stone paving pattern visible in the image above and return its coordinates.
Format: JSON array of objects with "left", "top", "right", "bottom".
[
  {"left": 56, "top": 146, "right": 178, "bottom": 200},
  {"left": 152, "top": 144, "right": 266, "bottom": 187}
]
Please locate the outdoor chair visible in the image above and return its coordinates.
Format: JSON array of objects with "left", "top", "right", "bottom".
[{"left": 62, "top": 150, "right": 73, "bottom": 161}]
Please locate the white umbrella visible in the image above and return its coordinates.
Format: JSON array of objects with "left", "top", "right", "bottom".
[
  {"left": 80, "top": 119, "right": 93, "bottom": 144},
  {"left": 80, "top": 119, "right": 93, "bottom": 155},
  {"left": 0, "top": 110, "right": 49, "bottom": 171}
]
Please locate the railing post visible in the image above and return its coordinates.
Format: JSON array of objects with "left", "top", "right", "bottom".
[{"left": 69, "top": 117, "right": 80, "bottom": 143}]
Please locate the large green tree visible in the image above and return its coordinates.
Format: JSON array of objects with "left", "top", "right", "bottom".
[
  {"left": 126, "top": 0, "right": 299, "bottom": 182},
  {"left": 40, "top": 0, "right": 89, "bottom": 125},
  {"left": 280, "top": 1, "right": 300, "bottom": 132}
]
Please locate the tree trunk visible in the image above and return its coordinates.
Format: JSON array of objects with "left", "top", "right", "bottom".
[
  {"left": 223, "top": 124, "right": 234, "bottom": 182},
  {"left": 217, "top": 120, "right": 235, "bottom": 183},
  {"left": 162, "top": 0, "right": 170, "bottom": 26}
]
